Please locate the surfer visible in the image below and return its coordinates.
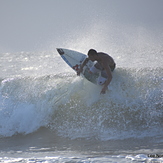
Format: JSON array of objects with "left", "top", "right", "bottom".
[{"left": 77, "top": 49, "right": 116, "bottom": 94}]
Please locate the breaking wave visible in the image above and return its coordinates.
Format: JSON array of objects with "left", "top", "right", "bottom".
[{"left": 0, "top": 67, "right": 162, "bottom": 140}]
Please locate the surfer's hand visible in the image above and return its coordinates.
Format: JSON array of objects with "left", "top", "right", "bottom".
[{"left": 77, "top": 68, "right": 83, "bottom": 76}]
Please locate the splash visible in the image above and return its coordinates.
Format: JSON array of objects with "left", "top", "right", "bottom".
[{"left": 0, "top": 67, "right": 162, "bottom": 139}]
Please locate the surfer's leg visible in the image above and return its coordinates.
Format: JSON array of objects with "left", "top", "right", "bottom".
[
  {"left": 94, "top": 62, "right": 103, "bottom": 70},
  {"left": 90, "top": 63, "right": 101, "bottom": 74},
  {"left": 96, "top": 63, "right": 115, "bottom": 85},
  {"left": 90, "top": 63, "right": 108, "bottom": 85}
]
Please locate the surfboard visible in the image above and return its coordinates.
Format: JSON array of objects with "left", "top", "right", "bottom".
[{"left": 56, "top": 48, "right": 99, "bottom": 84}]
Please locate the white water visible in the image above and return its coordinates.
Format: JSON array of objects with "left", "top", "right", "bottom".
[{"left": 0, "top": 52, "right": 162, "bottom": 139}]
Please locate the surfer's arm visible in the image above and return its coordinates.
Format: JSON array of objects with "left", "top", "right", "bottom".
[
  {"left": 100, "top": 64, "right": 112, "bottom": 94},
  {"left": 77, "top": 58, "right": 89, "bottom": 76}
]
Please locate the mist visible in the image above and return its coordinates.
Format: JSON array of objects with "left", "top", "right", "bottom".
[{"left": 0, "top": 0, "right": 163, "bottom": 53}]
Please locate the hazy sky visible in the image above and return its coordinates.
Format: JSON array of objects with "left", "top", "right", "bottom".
[{"left": 0, "top": 0, "right": 163, "bottom": 53}]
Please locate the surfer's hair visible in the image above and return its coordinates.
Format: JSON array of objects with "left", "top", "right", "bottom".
[{"left": 88, "top": 49, "right": 97, "bottom": 56}]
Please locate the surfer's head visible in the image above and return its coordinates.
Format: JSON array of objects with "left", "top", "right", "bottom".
[
  {"left": 88, "top": 49, "right": 97, "bottom": 56},
  {"left": 88, "top": 49, "right": 98, "bottom": 61}
]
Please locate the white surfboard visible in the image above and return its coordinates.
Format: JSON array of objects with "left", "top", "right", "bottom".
[{"left": 57, "top": 48, "right": 99, "bottom": 84}]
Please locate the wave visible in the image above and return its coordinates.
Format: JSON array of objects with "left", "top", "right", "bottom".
[{"left": 0, "top": 67, "right": 162, "bottom": 140}]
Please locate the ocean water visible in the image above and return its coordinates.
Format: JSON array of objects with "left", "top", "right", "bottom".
[
  {"left": 0, "top": 1, "right": 163, "bottom": 162},
  {"left": 0, "top": 49, "right": 163, "bottom": 162}
]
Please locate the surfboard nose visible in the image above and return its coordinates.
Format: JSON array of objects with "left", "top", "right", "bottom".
[{"left": 56, "top": 48, "right": 64, "bottom": 55}]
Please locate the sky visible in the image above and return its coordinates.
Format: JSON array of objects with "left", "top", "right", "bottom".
[{"left": 0, "top": 0, "right": 163, "bottom": 53}]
